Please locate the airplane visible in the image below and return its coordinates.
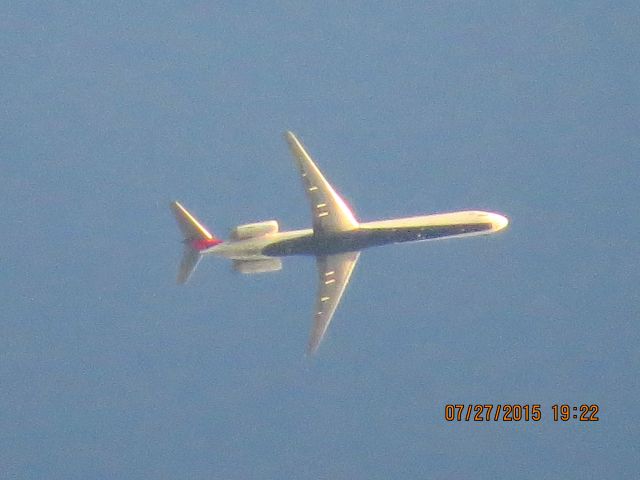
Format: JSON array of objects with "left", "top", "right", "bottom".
[{"left": 171, "top": 132, "right": 508, "bottom": 354}]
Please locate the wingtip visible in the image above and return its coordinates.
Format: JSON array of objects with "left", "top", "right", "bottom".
[
  {"left": 284, "top": 130, "right": 298, "bottom": 145},
  {"left": 170, "top": 200, "right": 184, "bottom": 214}
]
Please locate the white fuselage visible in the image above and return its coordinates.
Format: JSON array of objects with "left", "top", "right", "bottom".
[
  {"left": 202, "top": 210, "right": 508, "bottom": 260},
  {"left": 171, "top": 131, "right": 510, "bottom": 353}
]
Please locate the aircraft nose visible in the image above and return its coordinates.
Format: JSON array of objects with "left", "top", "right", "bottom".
[{"left": 490, "top": 213, "right": 509, "bottom": 231}]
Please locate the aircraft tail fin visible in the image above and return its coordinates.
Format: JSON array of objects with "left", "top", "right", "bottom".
[{"left": 170, "top": 201, "right": 222, "bottom": 284}]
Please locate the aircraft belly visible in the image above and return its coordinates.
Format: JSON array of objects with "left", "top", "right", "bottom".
[
  {"left": 208, "top": 231, "right": 313, "bottom": 260},
  {"left": 208, "top": 237, "right": 274, "bottom": 260},
  {"left": 262, "top": 223, "right": 493, "bottom": 257},
  {"left": 361, "top": 223, "right": 494, "bottom": 245}
]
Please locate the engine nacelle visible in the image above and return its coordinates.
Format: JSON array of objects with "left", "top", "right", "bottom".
[
  {"left": 230, "top": 220, "right": 279, "bottom": 240},
  {"left": 232, "top": 258, "right": 282, "bottom": 274}
]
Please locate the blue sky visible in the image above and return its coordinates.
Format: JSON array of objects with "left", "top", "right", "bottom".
[{"left": 2, "top": 2, "right": 639, "bottom": 479}]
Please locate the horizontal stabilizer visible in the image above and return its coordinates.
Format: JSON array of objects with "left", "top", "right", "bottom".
[
  {"left": 177, "top": 246, "right": 202, "bottom": 284},
  {"left": 171, "top": 201, "right": 221, "bottom": 284},
  {"left": 171, "top": 201, "right": 215, "bottom": 242}
]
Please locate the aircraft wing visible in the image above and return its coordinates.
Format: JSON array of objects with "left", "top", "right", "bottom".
[
  {"left": 285, "top": 131, "right": 359, "bottom": 234},
  {"left": 308, "top": 251, "right": 360, "bottom": 354}
]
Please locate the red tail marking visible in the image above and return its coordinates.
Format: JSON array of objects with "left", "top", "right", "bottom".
[{"left": 191, "top": 237, "right": 223, "bottom": 251}]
